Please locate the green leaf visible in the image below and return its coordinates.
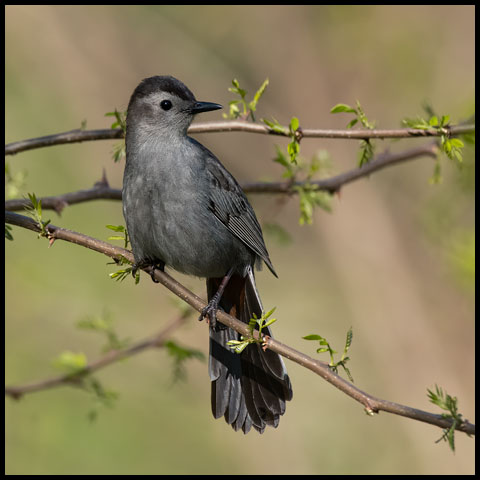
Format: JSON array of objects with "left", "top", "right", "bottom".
[
  {"left": 248, "top": 78, "right": 269, "bottom": 113},
  {"left": 262, "top": 117, "right": 288, "bottom": 134},
  {"left": 346, "top": 118, "right": 358, "bottom": 129},
  {"left": 226, "top": 339, "right": 250, "bottom": 354},
  {"left": 427, "top": 384, "right": 468, "bottom": 452},
  {"left": 263, "top": 307, "right": 276, "bottom": 319},
  {"left": 303, "top": 334, "right": 323, "bottom": 341},
  {"left": 106, "top": 224, "right": 126, "bottom": 232},
  {"left": 273, "top": 144, "right": 291, "bottom": 168},
  {"left": 5, "top": 224, "right": 14, "bottom": 241},
  {"left": 449, "top": 138, "right": 464, "bottom": 148},
  {"left": 303, "top": 328, "right": 354, "bottom": 381},
  {"left": 355, "top": 100, "right": 375, "bottom": 129},
  {"left": 228, "top": 78, "right": 247, "bottom": 99},
  {"left": 289, "top": 116, "right": 299, "bottom": 132},
  {"left": 440, "top": 114, "right": 450, "bottom": 126},
  {"left": 358, "top": 139, "right": 374, "bottom": 167},
  {"left": 52, "top": 351, "right": 88, "bottom": 374},
  {"left": 25, "top": 192, "right": 50, "bottom": 237},
  {"left": 105, "top": 109, "right": 127, "bottom": 133},
  {"left": 112, "top": 142, "right": 126, "bottom": 163},
  {"left": 330, "top": 103, "right": 357, "bottom": 114},
  {"left": 287, "top": 139, "right": 300, "bottom": 164},
  {"left": 345, "top": 327, "right": 353, "bottom": 351},
  {"left": 106, "top": 224, "right": 129, "bottom": 248},
  {"left": 402, "top": 116, "right": 431, "bottom": 129},
  {"left": 294, "top": 184, "right": 332, "bottom": 225}
]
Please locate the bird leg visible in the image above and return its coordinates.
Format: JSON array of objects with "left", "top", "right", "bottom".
[{"left": 199, "top": 267, "right": 234, "bottom": 328}]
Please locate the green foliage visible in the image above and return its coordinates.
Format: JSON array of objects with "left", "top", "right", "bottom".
[
  {"left": 403, "top": 105, "right": 470, "bottom": 182},
  {"left": 52, "top": 351, "right": 88, "bottom": 374},
  {"left": 108, "top": 257, "right": 139, "bottom": 284},
  {"left": 263, "top": 116, "right": 302, "bottom": 164},
  {"left": 51, "top": 349, "right": 119, "bottom": 422},
  {"left": 105, "top": 108, "right": 127, "bottom": 133},
  {"left": 77, "top": 310, "right": 131, "bottom": 353},
  {"left": 331, "top": 101, "right": 375, "bottom": 130},
  {"left": 25, "top": 192, "right": 51, "bottom": 238},
  {"left": 406, "top": 114, "right": 461, "bottom": 165},
  {"left": 227, "top": 307, "right": 277, "bottom": 354},
  {"left": 105, "top": 109, "right": 127, "bottom": 162},
  {"left": 294, "top": 184, "right": 332, "bottom": 225},
  {"left": 287, "top": 117, "right": 301, "bottom": 164},
  {"left": 273, "top": 146, "right": 333, "bottom": 225},
  {"left": 165, "top": 340, "right": 205, "bottom": 383},
  {"left": 262, "top": 117, "right": 288, "bottom": 135},
  {"left": 427, "top": 384, "right": 470, "bottom": 452},
  {"left": 5, "top": 224, "right": 14, "bottom": 241},
  {"left": 85, "top": 377, "right": 119, "bottom": 423},
  {"left": 5, "top": 162, "right": 27, "bottom": 199},
  {"left": 223, "top": 78, "right": 269, "bottom": 122},
  {"left": 272, "top": 144, "right": 295, "bottom": 178},
  {"left": 331, "top": 100, "right": 376, "bottom": 166},
  {"left": 303, "top": 327, "right": 354, "bottom": 381},
  {"left": 105, "top": 225, "right": 140, "bottom": 284},
  {"left": 106, "top": 224, "right": 130, "bottom": 249}
]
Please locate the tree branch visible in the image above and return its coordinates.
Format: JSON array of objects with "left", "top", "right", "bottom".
[
  {"left": 5, "top": 312, "right": 189, "bottom": 398},
  {"left": 4, "top": 141, "right": 439, "bottom": 213},
  {"left": 5, "top": 211, "right": 475, "bottom": 437},
  {"left": 5, "top": 121, "right": 474, "bottom": 156}
]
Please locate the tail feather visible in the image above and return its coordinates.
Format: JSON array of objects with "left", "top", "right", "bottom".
[{"left": 207, "top": 269, "right": 292, "bottom": 434}]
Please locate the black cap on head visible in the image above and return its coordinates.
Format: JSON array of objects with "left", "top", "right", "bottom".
[{"left": 131, "top": 76, "right": 196, "bottom": 103}]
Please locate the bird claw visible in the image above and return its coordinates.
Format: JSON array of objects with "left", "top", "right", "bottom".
[
  {"left": 198, "top": 301, "right": 219, "bottom": 329},
  {"left": 147, "top": 266, "right": 159, "bottom": 283},
  {"left": 131, "top": 260, "right": 164, "bottom": 283}
]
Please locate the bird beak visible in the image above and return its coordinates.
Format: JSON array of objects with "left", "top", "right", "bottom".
[{"left": 191, "top": 101, "right": 223, "bottom": 114}]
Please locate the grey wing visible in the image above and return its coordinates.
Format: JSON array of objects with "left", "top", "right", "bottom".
[{"left": 205, "top": 154, "right": 277, "bottom": 277}]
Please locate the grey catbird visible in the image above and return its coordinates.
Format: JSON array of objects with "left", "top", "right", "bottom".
[{"left": 122, "top": 75, "right": 292, "bottom": 433}]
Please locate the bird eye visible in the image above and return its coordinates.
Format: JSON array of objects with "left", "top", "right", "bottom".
[{"left": 160, "top": 100, "right": 172, "bottom": 111}]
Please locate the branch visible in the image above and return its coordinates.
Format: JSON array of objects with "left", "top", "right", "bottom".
[
  {"left": 243, "top": 142, "right": 439, "bottom": 194},
  {"left": 5, "top": 121, "right": 474, "bottom": 155},
  {"left": 5, "top": 211, "right": 475, "bottom": 437},
  {"left": 5, "top": 170, "right": 120, "bottom": 213},
  {"left": 5, "top": 313, "right": 189, "bottom": 398},
  {"left": 4, "top": 141, "right": 439, "bottom": 213}
]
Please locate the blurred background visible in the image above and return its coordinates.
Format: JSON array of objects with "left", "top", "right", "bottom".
[{"left": 5, "top": 5, "right": 474, "bottom": 475}]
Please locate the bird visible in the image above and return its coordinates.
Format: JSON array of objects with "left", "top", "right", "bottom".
[{"left": 122, "top": 75, "right": 292, "bottom": 433}]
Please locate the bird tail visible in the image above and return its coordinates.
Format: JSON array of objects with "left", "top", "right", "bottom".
[{"left": 207, "top": 269, "right": 293, "bottom": 434}]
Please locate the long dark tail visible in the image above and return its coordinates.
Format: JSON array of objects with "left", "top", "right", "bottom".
[{"left": 207, "top": 269, "right": 293, "bottom": 434}]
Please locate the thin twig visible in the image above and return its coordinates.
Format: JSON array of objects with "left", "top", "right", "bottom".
[
  {"left": 4, "top": 211, "right": 475, "bottom": 437},
  {"left": 5, "top": 122, "right": 474, "bottom": 155},
  {"left": 5, "top": 313, "right": 189, "bottom": 398}
]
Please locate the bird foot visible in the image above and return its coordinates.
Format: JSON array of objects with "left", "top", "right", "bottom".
[
  {"left": 198, "top": 298, "right": 220, "bottom": 329},
  {"left": 131, "top": 260, "right": 165, "bottom": 283}
]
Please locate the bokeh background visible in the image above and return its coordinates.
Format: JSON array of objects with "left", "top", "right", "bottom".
[{"left": 5, "top": 5, "right": 474, "bottom": 475}]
